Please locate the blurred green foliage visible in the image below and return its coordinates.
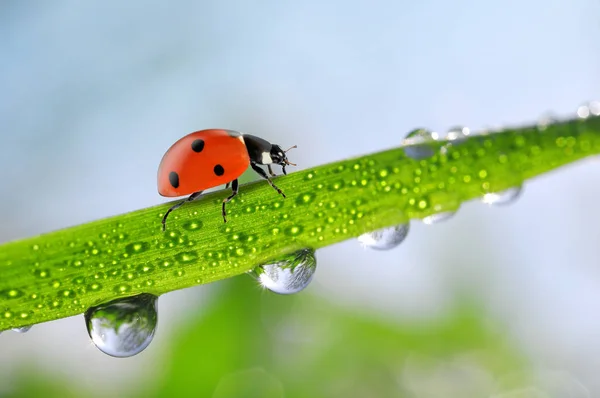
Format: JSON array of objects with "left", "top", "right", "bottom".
[{"left": 7, "top": 276, "right": 530, "bottom": 398}]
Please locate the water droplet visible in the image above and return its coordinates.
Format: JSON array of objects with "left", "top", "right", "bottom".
[
  {"left": 357, "top": 223, "right": 410, "bottom": 250},
  {"left": 284, "top": 225, "right": 303, "bottom": 236},
  {"left": 125, "top": 242, "right": 149, "bottom": 255},
  {"left": 182, "top": 220, "right": 203, "bottom": 231},
  {"left": 173, "top": 269, "right": 185, "bottom": 277},
  {"left": 402, "top": 128, "right": 437, "bottom": 160},
  {"left": 84, "top": 293, "right": 158, "bottom": 358},
  {"left": 12, "top": 325, "right": 32, "bottom": 333},
  {"left": 577, "top": 101, "right": 600, "bottom": 118},
  {"left": 2, "top": 289, "right": 24, "bottom": 299},
  {"left": 446, "top": 125, "right": 470, "bottom": 142},
  {"left": 422, "top": 211, "right": 455, "bottom": 225},
  {"left": 136, "top": 263, "right": 154, "bottom": 274},
  {"left": 251, "top": 249, "right": 317, "bottom": 295},
  {"left": 296, "top": 192, "right": 315, "bottom": 205},
  {"left": 113, "top": 284, "right": 132, "bottom": 294},
  {"left": 482, "top": 186, "right": 522, "bottom": 206},
  {"left": 537, "top": 113, "right": 559, "bottom": 131},
  {"left": 33, "top": 268, "right": 51, "bottom": 279},
  {"left": 176, "top": 251, "right": 198, "bottom": 263}
]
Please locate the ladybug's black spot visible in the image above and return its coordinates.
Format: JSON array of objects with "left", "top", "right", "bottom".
[
  {"left": 191, "top": 139, "right": 205, "bottom": 153},
  {"left": 214, "top": 164, "right": 225, "bottom": 176},
  {"left": 169, "top": 171, "right": 180, "bottom": 188}
]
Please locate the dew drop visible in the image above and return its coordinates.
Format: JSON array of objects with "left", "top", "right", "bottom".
[
  {"left": 589, "top": 101, "right": 600, "bottom": 116},
  {"left": 84, "top": 293, "right": 158, "bottom": 358},
  {"left": 357, "top": 223, "right": 410, "bottom": 251},
  {"left": 2, "top": 289, "right": 24, "bottom": 299},
  {"left": 482, "top": 186, "right": 522, "bottom": 206},
  {"left": 577, "top": 101, "right": 600, "bottom": 118},
  {"left": 537, "top": 113, "right": 558, "bottom": 131},
  {"left": 136, "top": 263, "right": 154, "bottom": 274},
  {"left": 296, "top": 192, "right": 315, "bottom": 205},
  {"left": 12, "top": 325, "right": 32, "bottom": 333},
  {"left": 422, "top": 211, "right": 455, "bottom": 225},
  {"left": 176, "top": 251, "right": 198, "bottom": 263},
  {"left": 173, "top": 269, "right": 185, "bottom": 277},
  {"left": 251, "top": 248, "right": 317, "bottom": 295},
  {"left": 446, "top": 125, "right": 470, "bottom": 142},
  {"left": 89, "top": 283, "right": 102, "bottom": 291},
  {"left": 182, "top": 220, "right": 203, "bottom": 231},
  {"left": 114, "top": 284, "right": 132, "bottom": 294},
  {"left": 402, "top": 128, "right": 437, "bottom": 160},
  {"left": 125, "top": 242, "right": 149, "bottom": 255},
  {"left": 284, "top": 225, "right": 303, "bottom": 236}
]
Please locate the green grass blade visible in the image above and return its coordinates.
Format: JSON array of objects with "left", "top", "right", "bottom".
[{"left": 1, "top": 114, "right": 599, "bottom": 330}]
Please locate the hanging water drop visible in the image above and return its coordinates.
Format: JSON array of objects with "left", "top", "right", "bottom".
[
  {"left": 482, "top": 186, "right": 522, "bottom": 206},
  {"left": 251, "top": 249, "right": 317, "bottom": 295},
  {"left": 422, "top": 211, "right": 455, "bottom": 225},
  {"left": 12, "top": 326, "right": 32, "bottom": 333},
  {"left": 84, "top": 293, "right": 158, "bottom": 358},
  {"left": 357, "top": 223, "right": 410, "bottom": 251},
  {"left": 402, "top": 128, "right": 437, "bottom": 160}
]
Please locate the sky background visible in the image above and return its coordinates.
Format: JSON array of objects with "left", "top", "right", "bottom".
[{"left": 0, "top": 1, "right": 599, "bottom": 396}]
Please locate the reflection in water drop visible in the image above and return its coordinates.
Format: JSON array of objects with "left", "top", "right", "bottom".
[
  {"left": 252, "top": 249, "right": 316, "bottom": 295},
  {"left": 422, "top": 211, "right": 455, "bottom": 225},
  {"left": 358, "top": 223, "right": 410, "bottom": 251},
  {"left": 402, "top": 128, "right": 437, "bottom": 160},
  {"left": 482, "top": 186, "right": 522, "bottom": 206},
  {"left": 12, "top": 326, "right": 32, "bottom": 333},
  {"left": 85, "top": 293, "right": 158, "bottom": 358}
]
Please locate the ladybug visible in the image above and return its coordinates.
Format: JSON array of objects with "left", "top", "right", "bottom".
[{"left": 158, "top": 129, "right": 296, "bottom": 230}]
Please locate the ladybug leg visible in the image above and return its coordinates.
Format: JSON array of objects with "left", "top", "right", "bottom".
[
  {"left": 222, "top": 179, "right": 239, "bottom": 223},
  {"left": 251, "top": 162, "right": 286, "bottom": 199},
  {"left": 161, "top": 190, "right": 203, "bottom": 231},
  {"left": 225, "top": 182, "right": 230, "bottom": 189},
  {"left": 267, "top": 165, "right": 277, "bottom": 177}
]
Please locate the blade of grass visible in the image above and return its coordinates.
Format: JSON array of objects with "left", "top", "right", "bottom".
[{"left": 1, "top": 113, "right": 599, "bottom": 330}]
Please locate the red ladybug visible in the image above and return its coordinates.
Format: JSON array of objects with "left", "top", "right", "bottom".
[{"left": 158, "top": 129, "right": 296, "bottom": 230}]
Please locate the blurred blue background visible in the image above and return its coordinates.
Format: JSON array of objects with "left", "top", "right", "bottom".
[{"left": 1, "top": 1, "right": 600, "bottom": 397}]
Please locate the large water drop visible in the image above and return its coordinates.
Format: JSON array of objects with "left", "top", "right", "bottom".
[
  {"left": 357, "top": 223, "right": 410, "bottom": 251},
  {"left": 422, "top": 211, "right": 455, "bottom": 225},
  {"left": 402, "top": 128, "right": 437, "bottom": 160},
  {"left": 482, "top": 186, "right": 522, "bottom": 206},
  {"left": 252, "top": 249, "right": 316, "bottom": 295},
  {"left": 84, "top": 293, "right": 158, "bottom": 358}
]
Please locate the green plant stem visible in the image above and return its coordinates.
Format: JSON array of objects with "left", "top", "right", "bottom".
[{"left": 1, "top": 115, "right": 599, "bottom": 330}]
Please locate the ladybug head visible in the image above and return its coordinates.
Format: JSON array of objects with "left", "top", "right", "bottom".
[{"left": 270, "top": 144, "right": 297, "bottom": 175}]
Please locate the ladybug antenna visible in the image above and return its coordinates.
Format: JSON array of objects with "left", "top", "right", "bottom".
[{"left": 284, "top": 145, "right": 297, "bottom": 166}]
